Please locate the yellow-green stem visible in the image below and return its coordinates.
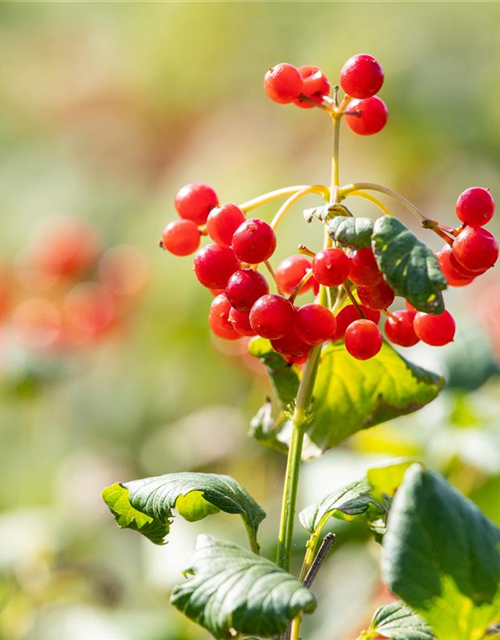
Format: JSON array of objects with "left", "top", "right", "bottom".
[
  {"left": 346, "top": 189, "right": 394, "bottom": 217},
  {"left": 340, "top": 182, "right": 426, "bottom": 223},
  {"left": 271, "top": 185, "right": 330, "bottom": 230},
  {"left": 239, "top": 186, "right": 313, "bottom": 213}
]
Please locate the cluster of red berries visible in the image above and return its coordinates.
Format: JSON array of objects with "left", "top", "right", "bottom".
[
  {"left": 263, "top": 54, "right": 388, "bottom": 136},
  {"left": 437, "top": 187, "right": 498, "bottom": 286}
]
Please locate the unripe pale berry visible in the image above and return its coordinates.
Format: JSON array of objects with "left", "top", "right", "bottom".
[
  {"left": 414, "top": 310, "right": 456, "bottom": 346},
  {"left": 455, "top": 187, "right": 495, "bottom": 227},
  {"left": 294, "top": 65, "right": 330, "bottom": 109},
  {"left": 312, "top": 248, "right": 350, "bottom": 286},
  {"left": 225, "top": 268, "right": 269, "bottom": 312},
  {"left": 384, "top": 310, "right": 419, "bottom": 347},
  {"left": 175, "top": 183, "right": 218, "bottom": 225},
  {"left": 294, "top": 304, "right": 337, "bottom": 345},
  {"left": 452, "top": 226, "right": 499, "bottom": 273},
  {"left": 264, "top": 63, "right": 303, "bottom": 104},
  {"left": 249, "top": 294, "right": 295, "bottom": 339},
  {"left": 340, "top": 54, "right": 384, "bottom": 99},
  {"left": 344, "top": 319, "right": 383, "bottom": 360},
  {"left": 209, "top": 294, "right": 240, "bottom": 340},
  {"left": 232, "top": 218, "right": 277, "bottom": 264},
  {"left": 276, "top": 255, "right": 314, "bottom": 295},
  {"left": 162, "top": 219, "right": 200, "bottom": 256},
  {"left": 345, "top": 97, "right": 388, "bottom": 136},
  {"left": 207, "top": 203, "right": 246, "bottom": 247},
  {"left": 194, "top": 244, "right": 240, "bottom": 290}
]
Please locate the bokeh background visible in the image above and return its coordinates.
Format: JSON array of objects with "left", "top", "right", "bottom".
[{"left": 1, "top": 3, "right": 500, "bottom": 640}]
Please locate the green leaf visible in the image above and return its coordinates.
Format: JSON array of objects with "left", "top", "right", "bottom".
[
  {"left": 371, "top": 217, "right": 447, "bottom": 314},
  {"left": 248, "top": 338, "right": 299, "bottom": 406},
  {"left": 328, "top": 216, "right": 374, "bottom": 249},
  {"left": 366, "top": 601, "right": 435, "bottom": 640},
  {"left": 171, "top": 535, "right": 316, "bottom": 639},
  {"left": 383, "top": 466, "right": 500, "bottom": 640},
  {"left": 102, "top": 472, "right": 266, "bottom": 546}
]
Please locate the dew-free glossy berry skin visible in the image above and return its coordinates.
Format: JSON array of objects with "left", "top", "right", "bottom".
[
  {"left": 312, "top": 248, "right": 350, "bottom": 286},
  {"left": 175, "top": 183, "right": 218, "bottom": 225},
  {"left": 344, "top": 319, "right": 383, "bottom": 360},
  {"left": 455, "top": 187, "right": 495, "bottom": 227},
  {"left": 349, "top": 248, "right": 382, "bottom": 286},
  {"left": 340, "top": 54, "right": 384, "bottom": 99},
  {"left": 162, "top": 219, "right": 200, "bottom": 256},
  {"left": 271, "top": 328, "right": 310, "bottom": 357},
  {"left": 228, "top": 307, "right": 256, "bottom": 337},
  {"left": 357, "top": 280, "right": 395, "bottom": 310},
  {"left": 452, "top": 226, "right": 499, "bottom": 273},
  {"left": 264, "top": 63, "right": 303, "bottom": 104},
  {"left": 437, "top": 245, "right": 474, "bottom": 287},
  {"left": 249, "top": 294, "right": 295, "bottom": 339},
  {"left": 384, "top": 310, "right": 419, "bottom": 347},
  {"left": 194, "top": 244, "right": 240, "bottom": 290},
  {"left": 293, "top": 65, "right": 330, "bottom": 109},
  {"left": 345, "top": 97, "right": 388, "bottom": 136},
  {"left": 206, "top": 203, "right": 246, "bottom": 247},
  {"left": 333, "top": 304, "right": 380, "bottom": 340},
  {"left": 209, "top": 294, "right": 240, "bottom": 340},
  {"left": 414, "top": 310, "right": 456, "bottom": 346},
  {"left": 232, "top": 218, "right": 277, "bottom": 264},
  {"left": 276, "top": 255, "right": 314, "bottom": 295},
  {"left": 225, "top": 268, "right": 269, "bottom": 312},
  {"left": 294, "top": 304, "right": 337, "bottom": 345}
]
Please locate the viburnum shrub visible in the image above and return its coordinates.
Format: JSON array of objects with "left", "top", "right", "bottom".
[{"left": 103, "top": 55, "right": 500, "bottom": 640}]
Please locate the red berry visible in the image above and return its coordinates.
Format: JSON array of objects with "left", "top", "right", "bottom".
[
  {"left": 405, "top": 300, "right": 417, "bottom": 313},
  {"left": 271, "top": 328, "right": 310, "bottom": 357},
  {"left": 228, "top": 307, "right": 256, "bottom": 337},
  {"left": 225, "top": 268, "right": 269, "bottom": 312},
  {"left": 276, "top": 255, "right": 314, "bottom": 295},
  {"left": 175, "top": 183, "right": 218, "bottom": 225},
  {"left": 312, "top": 248, "right": 350, "bottom": 286},
  {"left": 384, "top": 310, "right": 419, "bottom": 347},
  {"left": 206, "top": 203, "right": 246, "bottom": 247},
  {"left": 340, "top": 54, "right": 384, "bottom": 99},
  {"left": 345, "top": 97, "right": 388, "bottom": 136},
  {"left": 283, "top": 352, "right": 309, "bottom": 366},
  {"left": 333, "top": 304, "right": 380, "bottom": 339},
  {"left": 264, "top": 63, "right": 303, "bottom": 104},
  {"left": 294, "top": 65, "right": 330, "bottom": 109},
  {"left": 349, "top": 248, "right": 382, "bottom": 286},
  {"left": 344, "top": 319, "right": 383, "bottom": 360},
  {"left": 249, "top": 294, "right": 295, "bottom": 339},
  {"left": 294, "top": 304, "right": 337, "bottom": 345},
  {"left": 452, "top": 226, "right": 499, "bottom": 273},
  {"left": 209, "top": 294, "right": 240, "bottom": 341},
  {"left": 232, "top": 218, "right": 277, "bottom": 264},
  {"left": 455, "top": 187, "right": 495, "bottom": 227},
  {"left": 194, "top": 244, "right": 240, "bottom": 289},
  {"left": 413, "top": 310, "right": 456, "bottom": 346},
  {"left": 162, "top": 219, "right": 200, "bottom": 256},
  {"left": 357, "top": 280, "right": 395, "bottom": 310},
  {"left": 437, "top": 245, "right": 474, "bottom": 287}
]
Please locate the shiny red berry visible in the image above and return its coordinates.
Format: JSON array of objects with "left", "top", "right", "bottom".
[
  {"left": 357, "top": 280, "right": 395, "bottom": 310},
  {"left": 455, "top": 187, "right": 495, "bottom": 227},
  {"left": 345, "top": 97, "right": 388, "bottom": 136},
  {"left": 404, "top": 300, "right": 417, "bottom": 313},
  {"left": 249, "top": 294, "right": 295, "bottom": 339},
  {"left": 225, "top": 268, "right": 269, "bottom": 312},
  {"left": 437, "top": 244, "right": 474, "bottom": 287},
  {"left": 264, "top": 63, "right": 303, "bottom": 104},
  {"left": 228, "top": 307, "right": 256, "bottom": 337},
  {"left": 232, "top": 218, "right": 277, "bottom": 264},
  {"left": 384, "top": 310, "right": 419, "bottom": 347},
  {"left": 294, "top": 304, "right": 337, "bottom": 345},
  {"left": 209, "top": 294, "right": 241, "bottom": 341},
  {"left": 271, "top": 328, "right": 310, "bottom": 357},
  {"left": 294, "top": 65, "right": 330, "bottom": 109},
  {"left": 175, "top": 183, "right": 218, "bottom": 225},
  {"left": 452, "top": 226, "right": 498, "bottom": 273},
  {"left": 340, "top": 54, "right": 384, "bottom": 99},
  {"left": 344, "top": 319, "right": 383, "bottom": 360},
  {"left": 206, "top": 203, "right": 246, "bottom": 247},
  {"left": 312, "top": 248, "right": 350, "bottom": 286},
  {"left": 194, "top": 244, "right": 240, "bottom": 289},
  {"left": 349, "top": 247, "right": 382, "bottom": 286},
  {"left": 276, "top": 255, "right": 314, "bottom": 295},
  {"left": 333, "top": 304, "right": 380, "bottom": 339},
  {"left": 162, "top": 219, "right": 200, "bottom": 256},
  {"left": 413, "top": 310, "right": 455, "bottom": 346}
]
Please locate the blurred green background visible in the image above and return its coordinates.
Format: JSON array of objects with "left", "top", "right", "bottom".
[{"left": 1, "top": 3, "right": 500, "bottom": 640}]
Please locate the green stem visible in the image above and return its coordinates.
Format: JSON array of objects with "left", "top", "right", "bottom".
[
  {"left": 239, "top": 185, "right": 323, "bottom": 213},
  {"left": 339, "top": 181, "right": 426, "bottom": 223},
  {"left": 242, "top": 517, "right": 261, "bottom": 555},
  {"left": 271, "top": 184, "right": 330, "bottom": 230}
]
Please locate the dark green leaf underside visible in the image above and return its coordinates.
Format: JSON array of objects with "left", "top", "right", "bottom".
[{"left": 328, "top": 216, "right": 374, "bottom": 249}]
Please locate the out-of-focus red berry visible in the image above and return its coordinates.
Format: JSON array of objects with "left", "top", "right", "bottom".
[
  {"left": 206, "top": 203, "right": 246, "bottom": 247},
  {"left": 162, "top": 219, "right": 200, "bottom": 256},
  {"left": 276, "top": 255, "right": 314, "bottom": 295},
  {"left": 175, "top": 183, "right": 218, "bottom": 225},
  {"left": 264, "top": 63, "right": 303, "bottom": 104},
  {"left": 294, "top": 65, "right": 330, "bottom": 109},
  {"left": 209, "top": 294, "right": 241, "bottom": 341}
]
